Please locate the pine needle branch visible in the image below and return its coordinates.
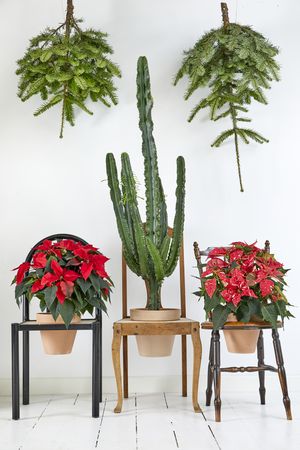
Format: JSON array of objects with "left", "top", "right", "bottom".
[{"left": 174, "top": 2, "right": 280, "bottom": 191}]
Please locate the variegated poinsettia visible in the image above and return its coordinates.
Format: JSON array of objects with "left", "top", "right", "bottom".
[{"left": 194, "top": 241, "right": 293, "bottom": 329}]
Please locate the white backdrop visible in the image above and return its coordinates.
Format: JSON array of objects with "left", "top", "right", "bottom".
[{"left": 0, "top": 0, "right": 299, "bottom": 393}]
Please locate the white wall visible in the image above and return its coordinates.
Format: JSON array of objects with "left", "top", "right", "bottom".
[{"left": 0, "top": 0, "right": 299, "bottom": 392}]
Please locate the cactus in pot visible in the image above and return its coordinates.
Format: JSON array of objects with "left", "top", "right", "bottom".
[{"left": 106, "top": 56, "right": 185, "bottom": 316}]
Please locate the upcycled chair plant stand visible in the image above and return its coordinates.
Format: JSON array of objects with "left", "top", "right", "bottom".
[
  {"left": 193, "top": 241, "right": 292, "bottom": 422},
  {"left": 11, "top": 234, "right": 102, "bottom": 420},
  {"left": 112, "top": 235, "right": 202, "bottom": 413}
]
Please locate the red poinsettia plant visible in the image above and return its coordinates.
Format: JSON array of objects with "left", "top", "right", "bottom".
[
  {"left": 195, "top": 241, "right": 293, "bottom": 329},
  {"left": 12, "top": 238, "right": 113, "bottom": 327}
]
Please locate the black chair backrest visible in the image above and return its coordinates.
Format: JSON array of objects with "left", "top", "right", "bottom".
[{"left": 22, "top": 233, "right": 101, "bottom": 321}]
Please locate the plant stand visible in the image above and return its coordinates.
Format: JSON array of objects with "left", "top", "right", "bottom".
[
  {"left": 112, "top": 318, "right": 202, "bottom": 414},
  {"left": 12, "top": 318, "right": 102, "bottom": 419},
  {"left": 11, "top": 233, "right": 103, "bottom": 419},
  {"left": 202, "top": 321, "right": 292, "bottom": 422}
]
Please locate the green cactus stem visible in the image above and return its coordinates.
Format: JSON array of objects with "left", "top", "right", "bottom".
[{"left": 106, "top": 56, "right": 186, "bottom": 310}]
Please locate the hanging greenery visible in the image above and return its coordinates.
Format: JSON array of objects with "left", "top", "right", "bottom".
[
  {"left": 16, "top": 0, "right": 121, "bottom": 138},
  {"left": 174, "top": 2, "right": 280, "bottom": 191}
]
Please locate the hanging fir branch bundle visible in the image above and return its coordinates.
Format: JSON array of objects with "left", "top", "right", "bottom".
[
  {"left": 16, "top": 0, "right": 121, "bottom": 138},
  {"left": 174, "top": 2, "right": 280, "bottom": 191}
]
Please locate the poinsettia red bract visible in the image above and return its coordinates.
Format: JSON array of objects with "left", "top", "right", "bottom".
[
  {"left": 196, "top": 241, "right": 292, "bottom": 329},
  {"left": 12, "top": 238, "right": 113, "bottom": 327}
]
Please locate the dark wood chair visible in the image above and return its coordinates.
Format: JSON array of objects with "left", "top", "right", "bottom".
[
  {"left": 11, "top": 233, "right": 102, "bottom": 419},
  {"left": 112, "top": 230, "right": 202, "bottom": 413},
  {"left": 193, "top": 240, "right": 292, "bottom": 422}
]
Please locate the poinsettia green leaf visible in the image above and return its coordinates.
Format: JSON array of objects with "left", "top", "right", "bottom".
[
  {"left": 15, "top": 281, "right": 28, "bottom": 301},
  {"left": 212, "top": 304, "right": 231, "bottom": 330},
  {"left": 261, "top": 303, "right": 278, "bottom": 328},
  {"left": 77, "top": 278, "right": 92, "bottom": 295},
  {"left": 236, "top": 302, "right": 251, "bottom": 322},
  {"left": 58, "top": 300, "right": 75, "bottom": 328},
  {"left": 44, "top": 285, "right": 57, "bottom": 309},
  {"left": 204, "top": 293, "right": 220, "bottom": 314}
]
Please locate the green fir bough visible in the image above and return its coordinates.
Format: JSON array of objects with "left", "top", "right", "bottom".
[
  {"left": 16, "top": 0, "right": 121, "bottom": 137},
  {"left": 106, "top": 56, "right": 185, "bottom": 310},
  {"left": 174, "top": 2, "right": 280, "bottom": 191}
]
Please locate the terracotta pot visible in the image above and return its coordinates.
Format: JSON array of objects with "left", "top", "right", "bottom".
[
  {"left": 223, "top": 313, "right": 260, "bottom": 354},
  {"left": 130, "top": 308, "right": 181, "bottom": 357},
  {"left": 36, "top": 313, "right": 81, "bottom": 355}
]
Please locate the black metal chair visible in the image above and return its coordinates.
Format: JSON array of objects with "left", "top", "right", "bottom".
[
  {"left": 193, "top": 241, "right": 292, "bottom": 422},
  {"left": 11, "top": 233, "right": 102, "bottom": 419}
]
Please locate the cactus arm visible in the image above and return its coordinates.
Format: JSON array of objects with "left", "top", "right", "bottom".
[
  {"left": 160, "top": 234, "right": 171, "bottom": 265},
  {"left": 136, "top": 56, "right": 160, "bottom": 246},
  {"left": 165, "top": 156, "right": 186, "bottom": 277},
  {"left": 106, "top": 153, "right": 140, "bottom": 275},
  {"left": 121, "top": 153, "right": 140, "bottom": 263},
  {"left": 146, "top": 238, "right": 165, "bottom": 282},
  {"left": 158, "top": 177, "right": 168, "bottom": 246},
  {"left": 123, "top": 200, "right": 137, "bottom": 263},
  {"left": 121, "top": 153, "right": 149, "bottom": 278}
]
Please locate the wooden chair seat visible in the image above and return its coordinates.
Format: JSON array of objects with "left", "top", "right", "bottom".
[
  {"left": 115, "top": 317, "right": 199, "bottom": 334},
  {"left": 201, "top": 321, "right": 282, "bottom": 330}
]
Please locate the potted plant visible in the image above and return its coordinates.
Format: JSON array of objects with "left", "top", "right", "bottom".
[
  {"left": 194, "top": 241, "right": 293, "bottom": 353},
  {"left": 12, "top": 238, "right": 112, "bottom": 354},
  {"left": 16, "top": 0, "right": 121, "bottom": 137},
  {"left": 106, "top": 56, "right": 185, "bottom": 357},
  {"left": 174, "top": 2, "right": 280, "bottom": 192}
]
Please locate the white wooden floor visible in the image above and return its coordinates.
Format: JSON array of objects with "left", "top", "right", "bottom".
[{"left": 0, "top": 390, "right": 299, "bottom": 450}]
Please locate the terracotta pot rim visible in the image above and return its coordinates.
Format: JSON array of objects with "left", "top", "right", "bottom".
[
  {"left": 130, "top": 308, "right": 181, "bottom": 312},
  {"left": 36, "top": 313, "right": 81, "bottom": 323},
  {"left": 130, "top": 307, "right": 181, "bottom": 322}
]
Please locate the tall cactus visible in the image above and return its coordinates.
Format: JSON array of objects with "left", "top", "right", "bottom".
[{"left": 106, "top": 56, "right": 186, "bottom": 310}]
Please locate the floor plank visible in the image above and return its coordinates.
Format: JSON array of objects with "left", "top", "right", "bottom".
[
  {"left": 20, "top": 394, "right": 100, "bottom": 450},
  {"left": 204, "top": 390, "right": 300, "bottom": 450},
  {"left": 135, "top": 392, "right": 178, "bottom": 450},
  {"left": 164, "top": 393, "right": 219, "bottom": 450},
  {"left": 97, "top": 394, "right": 136, "bottom": 450},
  {"left": 0, "top": 395, "right": 51, "bottom": 450},
  {"left": 1, "top": 391, "right": 300, "bottom": 450}
]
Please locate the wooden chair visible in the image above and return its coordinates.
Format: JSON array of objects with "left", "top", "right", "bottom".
[
  {"left": 193, "top": 241, "right": 292, "bottom": 422},
  {"left": 11, "top": 234, "right": 102, "bottom": 419},
  {"left": 112, "top": 231, "right": 202, "bottom": 413}
]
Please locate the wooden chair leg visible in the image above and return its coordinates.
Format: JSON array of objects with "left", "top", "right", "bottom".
[
  {"left": 212, "top": 330, "right": 221, "bottom": 422},
  {"left": 257, "top": 330, "right": 266, "bottom": 405},
  {"left": 112, "top": 324, "right": 123, "bottom": 413},
  {"left": 206, "top": 332, "right": 214, "bottom": 406},
  {"left": 123, "top": 336, "right": 128, "bottom": 399},
  {"left": 272, "top": 329, "right": 292, "bottom": 420},
  {"left": 181, "top": 335, "right": 187, "bottom": 397},
  {"left": 191, "top": 324, "right": 202, "bottom": 413}
]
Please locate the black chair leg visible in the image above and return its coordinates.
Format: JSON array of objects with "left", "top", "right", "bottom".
[
  {"left": 212, "top": 330, "right": 221, "bottom": 422},
  {"left": 272, "top": 329, "right": 292, "bottom": 420},
  {"left": 99, "top": 313, "right": 102, "bottom": 403},
  {"left": 23, "top": 330, "right": 30, "bottom": 405},
  {"left": 12, "top": 323, "right": 20, "bottom": 420},
  {"left": 257, "top": 330, "right": 266, "bottom": 405},
  {"left": 92, "top": 322, "right": 100, "bottom": 418},
  {"left": 206, "top": 332, "right": 214, "bottom": 406}
]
